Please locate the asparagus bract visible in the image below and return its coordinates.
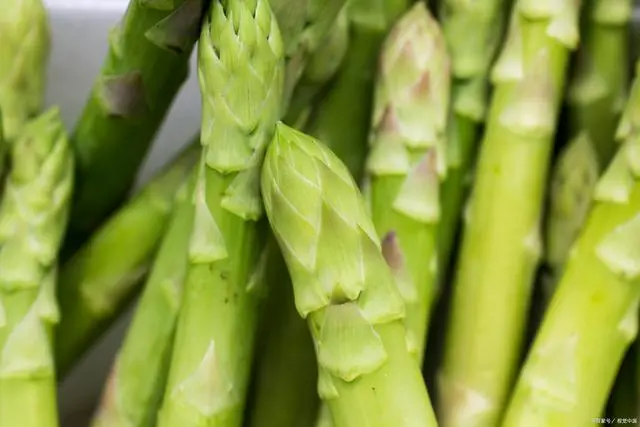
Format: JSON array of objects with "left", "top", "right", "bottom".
[
  {"left": 156, "top": 1, "right": 284, "bottom": 425},
  {"left": 502, "top": 60, "right": 640, "bottom": 426},
  {"left": 68, "top": 0, "right": 208, "bottom": 240},
  {"left": 366, "top": 2, "right": 450, "bottom": 361},
  {"left": 91, "top": 177, "right": 195, "bottom": 427},
  {"left": 0, "top": 108, "right": 73, "bottom": 427},
  {"left": 55, "top": 141, "right": 199, "bottom": 376},
  {"left": 262, "top": 123, "right": 438, "bottom": 427},
  {"left": 0, "top": 0, "right": 49, "bottom": 141},
  {"left": 438, "top": 2, "right": 583, "bottom": 425}
]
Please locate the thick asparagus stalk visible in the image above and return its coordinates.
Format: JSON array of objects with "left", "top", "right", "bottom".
[
  {"left": 366, "top": 2, "right": 450, "bottom": 361},
  {"left": 502, "top": 61, "right": 640, "bottom": 425},
  {"left": 68, "top": 0, "right": 208, "bottom": 240},
  {"left": 437, "top": 1, "right": 583, "bottom": 425},
  {"left": 156, "top": 1, "right": 284, "bottom": 425},
  {"left": 55, "top": 141, "right": 199, "bottom": 376},
  {"left": 544, "top": 0, "right": 631, "bottom": 294},
  {"left": 0, "top": 107, "right": 73, "bottom": 427},
  {"left": 90, "top": 177, "right": 195, "bottom": 427},
  {"left": 262, "top": 123, "right": 438, "bottom": 427},
  {"left": 0, "top": 0, "right": 49, "bottom": 141},
  {"left": 437, "top": 0, "right": 510, "bottom": 274},
  {"left": 305, "top": 0, "right": 411, "bottom": 182}
]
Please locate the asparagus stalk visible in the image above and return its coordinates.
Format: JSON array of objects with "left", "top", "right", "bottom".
[
  {"left": 0, "top": 107, "right": 73, "bottom": 427},
  {"left": 437, "top": 1, "right": 583, "bottom": 425},
  {"left": 262, "top": 123, "right": 438, "bottom": 427},
  {"left": 90, "top": 176, "right": 195, "bottom": 427},
  {"left": 366, "top": 2, "right": 450, "bottom": 362},
  {"left": 0, "top": 0, "right": 49, "bottom": 141},
  {"left": 55, "top": 141, "right": 199, "bottom": 376},
  {"left": 437, "top": 0, "right": 510, "bottom": 275},
  {"left": 156, "top": 1, "right": 284, "bottom": 425},
  {"left": 544, "top": 0, "right": 632, "bottom": 295},
  {"left": 305, "top": 0, "right": 411, "bottom": 182},
  {"left": 67, "top": 0, "right": 208, "bottom": 241},
  {"left": 501, "top": 61, "right": 640, "bottom": 425}
]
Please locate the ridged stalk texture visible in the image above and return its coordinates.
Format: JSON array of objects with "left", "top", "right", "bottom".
[
  {"left": 90, "top": 176, "right": 194, "bottom": 427},
  {"left": 0, "top": 0, "right": 49, "bottom": 141},
  {"left": 544, "top": 0, "right": 632, "bottom": 295},
  {"left": 0, "top": 108, "right": 73, "bottom": 427},
  {"left": 262, "top": 123, "right": 438, "bottom": 427},
  {"left": 55, "top": 141, "right": 199, "bottom": 376},
  {"left": 68, "top": 0, "right": 208, "bottom": 240},
  {"left": 366, "top": 2, "right": 450, "bottom": 363},
  {"left": 437, "top": 0, "right": 510, "bottom": 275},
  {"left": 156, "top": 1, "right": 284, "bottom": 425},
  {"left": 502, "top": 60, "right": 640, "bottom": 426},
  {"left": 305, "top": 0, "right": 411, "bottom": 182},
  {"left": 438, "top": 1, "right": 583, "bottom": 426}
]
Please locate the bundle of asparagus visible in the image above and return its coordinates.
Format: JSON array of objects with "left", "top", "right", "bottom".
[{"left": 2, "top": 0, "right": 640, "bottom": 426}]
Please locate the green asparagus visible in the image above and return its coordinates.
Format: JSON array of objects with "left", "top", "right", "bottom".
[
  {"left": 156, "top": 0, "right": 284, "bottom": 425},
  {"left": 90, "top": 176, "right": 195, "bottom": 427},
  {"left": 437, "top": 0, "right": 510, "bottom": 275},
  {"left": 55, "top": 141, "right": 199, "bottom": 376},
  {"left": 0, "top": 0, "right": 49, "bottom": 141},
  {"left": 305, "top": 0, "right": 411, "bottom": 182},
  {"left": 68, "top": 0, "right": 208, "bottom": 240},
  {"left": 0, "top": 107, "right": 73, "bottom": 427},
  {"left": 438, "top": 1, "right": 583, "bottom": 425},
  {"left": 366, "top": 1, "right": 450, "bottom": 362},
  {"left": 501, "top": 60, "right": 640, "bottom": 426},
  {"left": 262, "top": 123, "right": 438, "bottom": 427}
]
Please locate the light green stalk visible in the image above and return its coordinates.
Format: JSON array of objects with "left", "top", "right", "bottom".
[
  {"left": 305, "top": 0, "right": 411, "bottom": 182},
  {"left": 262, "top": 123, "right": 438, "bottom": 427},
  {"left": 156, "top": 1, "right": 284, "bottom": 425},
  {"left": 0, "top": 107, "right": 73, "bottom": 427},
  {"left": 68, "top": 0, "right": 208, "bottom": 241},
  {"left": 502, "top": 61, "right": 640, "bottom": 426},
  {"left": 437, "top": 0, "right": 510, "bottom": 275},
  {"left": 544, "top": 0, "right": 632, "bottom": 295},
  {"left": 366, "top": 2, "right": 450, "bottom": 362},
  {"left": 438, "top": 1, "right": 583, "bottom": 425},
  {"left": 55, "top": 141, "right": 199, "bottom": 377},
  {"left": 0, "top": 0, "right": 49, "bottom": 142}
]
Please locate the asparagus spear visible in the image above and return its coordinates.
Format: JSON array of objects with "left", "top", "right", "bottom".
[
  {"left": 262, "top": 123, "right": 438, "bottom": 427},
  {"left": 0, "top": 107, "right": 73, "bottom": 427},
  {"left": 67, "top": 0, "right": 208, "bottom": 241},
  {"left": 156, "top": 1, "right": 284, "bottom": 425},
  {"left": 366, "top": 2, "right": 450, "bottom": 362},
  {"left": 55, "top": 141, "right": 199, "bottom": 376},
  {"left": 544, "top": 0, "right": 631, "bottom": 295},
  {"left": 305, "top": 0, "right": 411, "bottom": 182},
  {"left": 437, "top": 0, "right": 510, "bottom": 275},
  {"left": 437, "top": 1, "right": 583, "bottom": 425},
  {"left": 0, "top": 0, "right": 49, "bottom": 142},
  {"left": 90, "top": 176, "right": 195, "bottom": 427},
  {"left": 501, "top": 61, "right": 640, "bottom": 425}
]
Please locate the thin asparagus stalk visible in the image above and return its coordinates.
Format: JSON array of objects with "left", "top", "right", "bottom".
[
  {"left": 156, "top": 1, "right": 284, "bottom": 425},
  {"left": 437, "top": 1, "right": 583, "bottom": 425},
  {"left": 502, "top": 61, "right": 640, "bottom": 425},
  {"left": 366, "top": 2, "right": 450, "bottom": 362},
  {"left": 90, "top": 176, "right": 195, "bottom": 427},
  {"left": 262, "top": 123, "right": 438, "bottom": 427},
  {"left": 0, "top": 107, "right": 73, "bottom": 427},
  {"left": 68, "top": 0, "right": 208, "bottom": 241},
  {"left": 437, "top": 0, "right": 510, "bottom": 275},
  {"left": 0, "top": 0, "right": 49, "bottom": 141},
  {"left": 305, "top": 0, "right": 411, "bottom": 182},
  {"left": 544, "top": 0, "right": 632, "bottom": 295},
  {"left": 55, "top": 141, "right": 199, "bottom": 377}
]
